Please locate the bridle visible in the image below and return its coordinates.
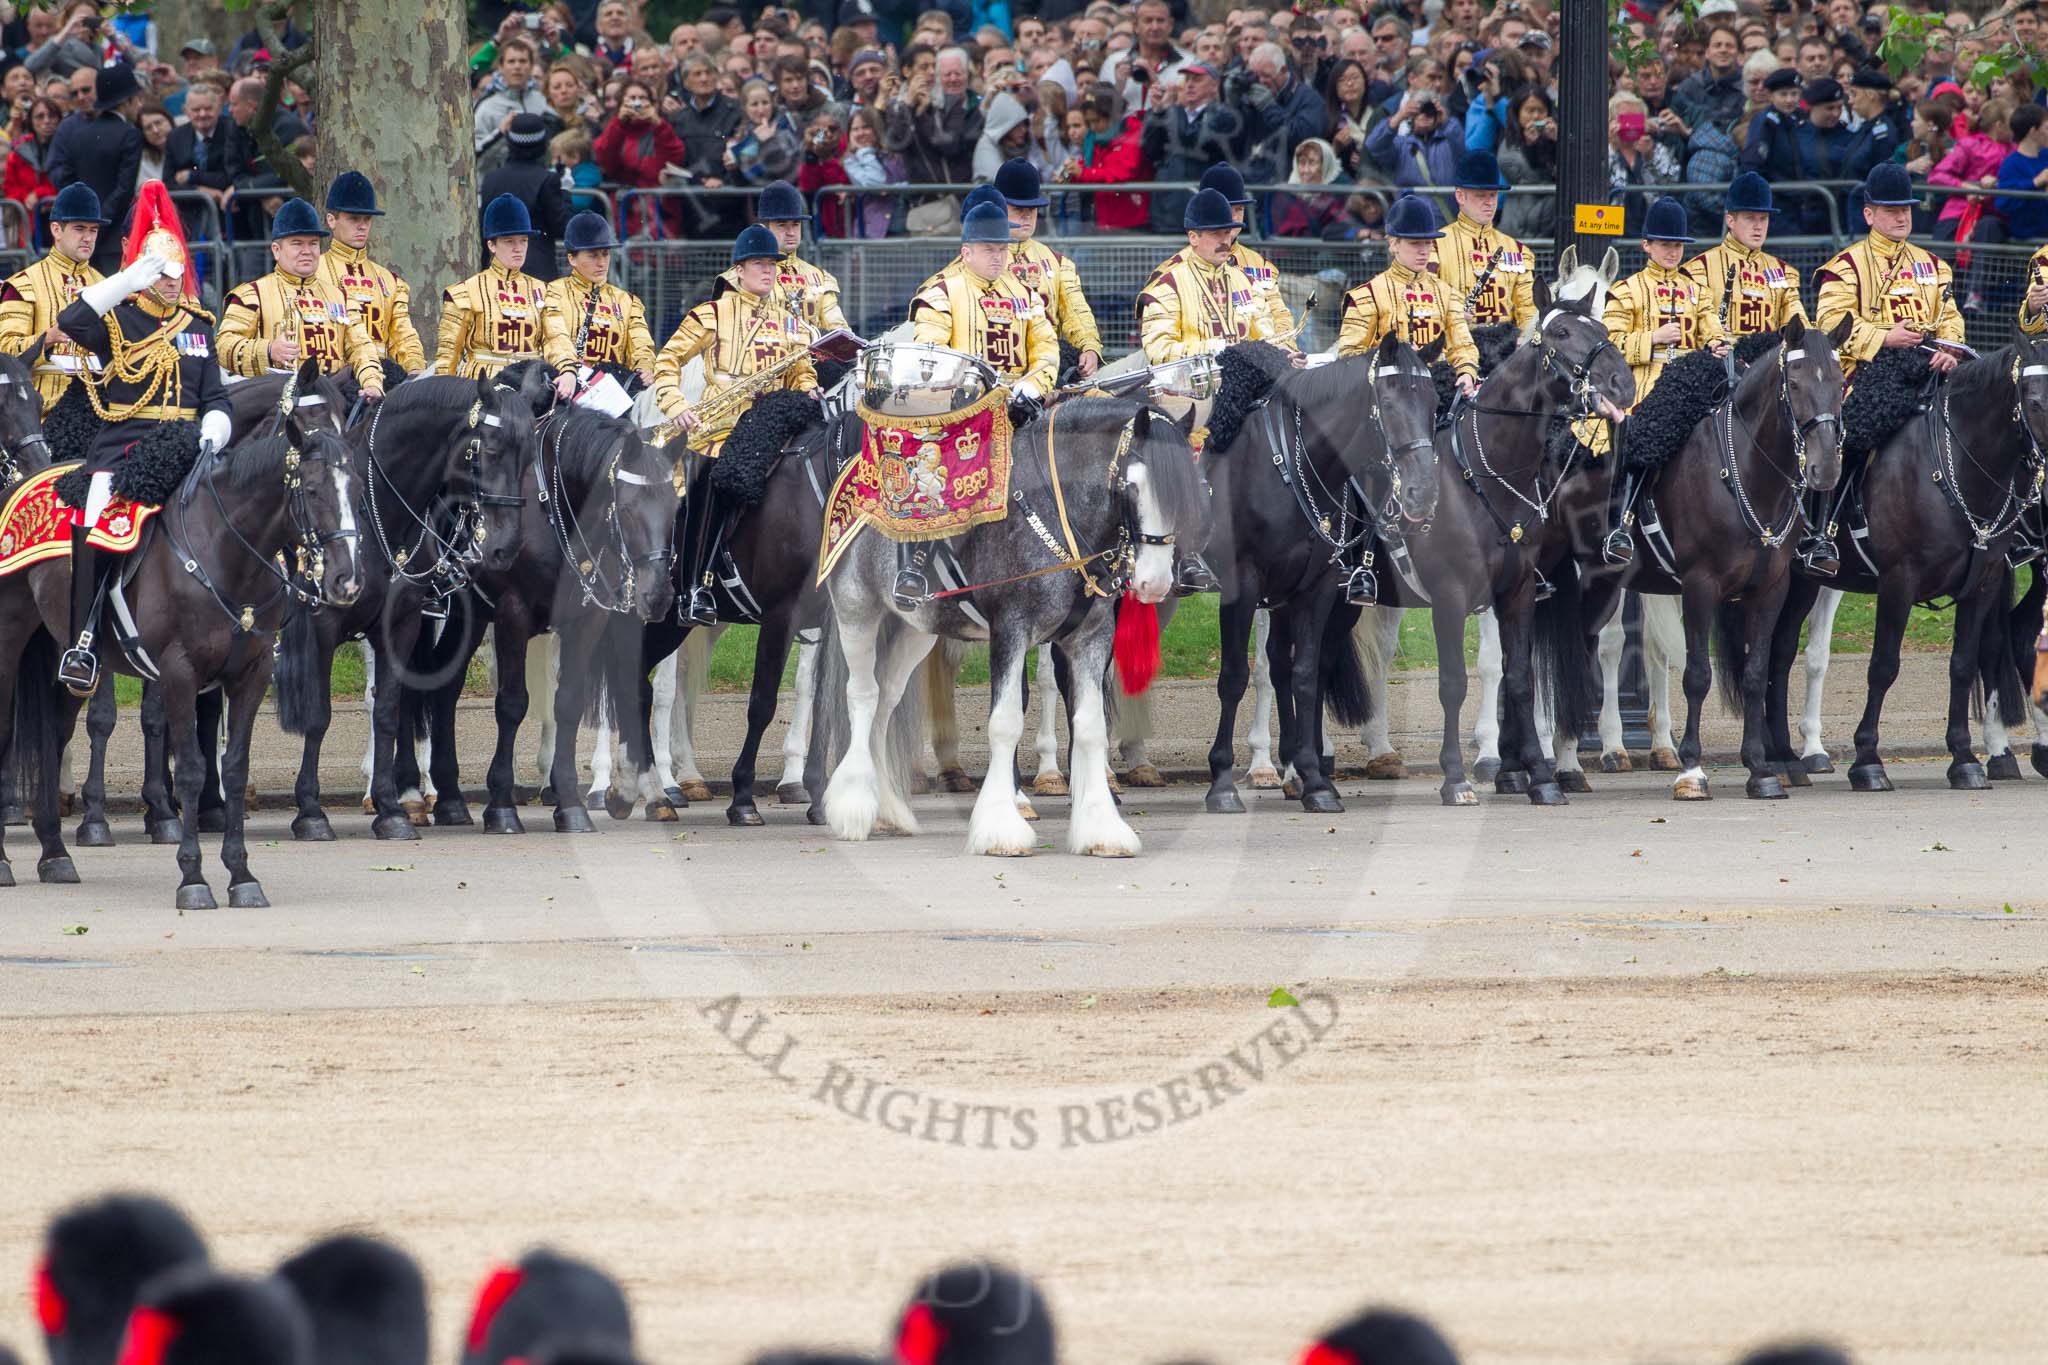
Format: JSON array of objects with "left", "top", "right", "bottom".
[
  {"left": 0, "top": 368, "right": 50, "bottom": 487},
  {"left": 1922, "top": 351, "right": 2048, "bottom": 550},
  {"left": 361, "top": 387, "right": 526, "bottom": 602},
  {"left": 536, "top": 404, "right": 675, "bottom": 612},
  {"left": 1715, "top": 341, "right": 1841, "bottom": 548}
]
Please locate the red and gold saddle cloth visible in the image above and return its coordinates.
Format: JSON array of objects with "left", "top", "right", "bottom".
[
  {"left": 818, "top": 387, "right": 1014, "bottom": 585},
  {"left": 0, "top": 463, "right": 158, "bottom": 577}
]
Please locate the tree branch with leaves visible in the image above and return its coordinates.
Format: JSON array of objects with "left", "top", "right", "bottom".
[{"left": 222, "top": 0, "right": 317, "bottom": 199}]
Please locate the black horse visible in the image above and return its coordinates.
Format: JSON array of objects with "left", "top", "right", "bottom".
[
  {"left": 0, "top": 414, "right": 363, "bottom": 907},
  {"left": 1764, "top": 337, "right": 2048, "bottom": 791},
  {"left": 1195, "top": 336, "right": 1440, "bottom": 814},
  {"left": 268, "top": 368, "right": 550, "bottom": 840},
  {"left": 400, "top": 378, "right": 678, "bottom": 835}
]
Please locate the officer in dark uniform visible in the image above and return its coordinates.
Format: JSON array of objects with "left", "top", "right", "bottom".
[
  {"left": 54, "top": 182, "right": 232, "bottom": 695},
  {"left": 1838, "top": 68, "right": 1904, "bottom": 190},
  {"left": 477, "top": 112, "right": 574, "bottom": 283},
  {"left": 1795, "top": 77, "right": 1853, "bottom": 234},
  {"left": 1740, "top": 69, "right": 1809, "bottom": 186}
]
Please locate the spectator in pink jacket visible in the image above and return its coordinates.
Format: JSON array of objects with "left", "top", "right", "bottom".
[{"left": 1925, "top": 98, "right": 2013, "bottom": 237}]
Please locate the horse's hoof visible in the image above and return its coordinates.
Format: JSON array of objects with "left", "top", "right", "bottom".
[
  {"left": 175, "top": 883, "right": 216, "bottom": 911},
  {"left": 290, "top": 814, "right": 335, "bottom": 842},
  {"left": 74, "top": 819, "right": 113, "bottom": 848},
  {"left": 483, "top": 807, "right": 525, "bottom": 835},
  {"left": 1495, "top": 770, "right": 1531, "bottom": 795},
  {"left": 37, "top": 856, "right": 78, "bottom": 884},
  {"left": 1281, "top": 778, "right": 1301, "bottom": 799},
  {"left": 776, "top": 783, "right": 807, "bottom": 806},
  {"left": 150, "top": 819, "right": 182, "bottom": 845},
  {"left": 938, "top": 765, "right": 976, "bottom": 793},
  {"left": 1301, "top": 788, "right": 1344, "bottom": 814},
  {"left": 1847, "top": 763, "right": 1893, "bottom": 793},
  {"left": 1246, "top": 765, "right": 1282, "bottom": 789},
  {"left": 1803, "top": 752, "right": 1836, "bottom": 775},
  {"left": 659, "top": 784, "right": 685, "bottom": 808},
  {"left": 1650, "top": 747, "right": 1682, "bottom": 772},
  {"left": 909, "top": 769, "right": 932, "bottom": 795},
  {"left": 1557, "top": 770, "right": 1592, "bottom": 793},
  {"left": 1471, "top": 757, "right": 1502, "bottom": 782},
  {"left": 1746, "top": 774, "right": 1789, "bottom": 800},
  {"left": 1778, "top": 762, "right": 1812, "bottom": 788},
  {"left": 1986, "top": 752, "right": 2023, "bottom": 781},
  {"left": 1441, "top": 782, "right": 1479, "bottom": 807},
  {"left": 1948, "top": 761, "right": 1989, "bottom": 791},
  {"left": 538, "top": 784, "right": 557, "bottom": 807},
  {"left": 1205, "top": 787, "right": 1246, "bottom": 814},
  {"left": 432, "top": 802, "right": 472, "bottom": 827},
  {"left": 647, "top": 799, "right": 679, "bottom": 822},
  {"left": 1105, "top": 769, "right": 1123, "bottom": 796},
  {"left": 1364, "top": 753, "right": 1407, "bottom": 780},
  {"left": 404, "top": 805, "right": 430, "bottom": 828},
  {"left": 1527, "top": 781, "right": 1567, "bottom": 807},
  {"left": 360, "top": 795, "right": 375, "bottom": 814},
  {"left": 554, "top": 806, "right": 597, "bottom": 834},
  {"left": 679, "top": 779, "right": 714, "bottom": 803},
  {"left": 1599, "top": 749, "right": 1632, "bottom": 773},
  {"left": 196, "top": 807, "right": 226, "bottom": 834},
  {"left": 0, "top": 861, "right": 12, "bottom": 888},
  {"left": 603, "top": 789, "right": 633, "bottom": 821},
  {"left": 805, "top": 804, "right": 825, "bottom": 826},
  {"left": 1673, "top": 774, "right": 1711, "bottom": 800},
  {"left": 228, "top": 882, "right": 269, "bottom": 909},
  {"left": 372, "top": 813, "right": 420, "bottom": 841},
  {"left": 1123, "top": 763, "right": 1166, "bottom": 788},
  {"left": 1032, "top": 772, "right": 1070, "bottom": 797},
  {"left": 727, "top": 806, "right": 765, "bottom": 827},
  {"left": 1017, "top": 800, "right": 1040, "bottom": 822}
]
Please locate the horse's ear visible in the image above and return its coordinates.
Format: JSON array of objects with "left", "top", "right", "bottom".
[
  {"left": 474, "top": 372, "right": 495, "bottom": 406},
  {"left": 1532, "top": 273, "right": 1552, "bottom": 314},
  {"left": 1375, "top": 332, "right": 1398, "bottom": 365},
  {"left": 1598, "top": 246, "right": 1621, "bottom": 284},
  {"left": 1783, "top": 313, "right": 1805, "bottom": 347},
  {"left": 1828, "top": 313, "right": 1853, "bottom": 349},
  {"left": 1556, "top": 244, "right": 1579, "bottom": 281},
  {"left": 296, "top": 357, "right": 320, "bottom": 391}
]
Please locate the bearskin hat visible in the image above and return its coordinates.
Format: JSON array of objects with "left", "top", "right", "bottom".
[
  {"left": 39, "top": 1193, "right": 208, "bottom": 1365},
  {"left": 115, "top": 1266, "right": 311, "bottom": 1365},
  {"left": 273, "top": 1235, "right": 429, "bottom": 1365},
  {"left": 459, "top": 1251, "right": 633, "bottom": 1365},
  {"left": 891, "top": 1263, "right": 1055, "bottom": 1365},
  {"left": 1298, "top": 1308, "right": 1460, "bottom": 1365}
]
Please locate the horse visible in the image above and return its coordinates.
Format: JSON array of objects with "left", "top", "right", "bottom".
[
  {"left": 264, "top": 367, "right": 552, "bottom": 840},
  {"left": 1196, "top": 336, "right": 1440, "bottom": 814},
  {"left": 0, "top": 412, "right": 363, "bottom": 907},
  {"left": 1762, "top": 337, "right": 2048, "bottom": 791},
  {"left": 1546, "top": 316, "right": 1847, "bottom": 799},
  {"left": 1388, "top": 247, "right": 1636, "bottom": 806},
  {"left": 399, "top": 374, "right": 678, "bottom": 835},
  {"left": 809, "top": 394, "right": 1204, "bottom": 857}
]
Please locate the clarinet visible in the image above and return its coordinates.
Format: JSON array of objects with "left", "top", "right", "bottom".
[
  {"left": 1715, "top": 245, "right": 1740, "bottom": 379},
  {"left": 574, "top": 283, "right": 599, "bottom": 368},
  {"left": 1463, "top": 247, "right": 1504, "bottom": 322}
]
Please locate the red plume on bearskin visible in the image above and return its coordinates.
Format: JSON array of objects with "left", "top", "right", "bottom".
[
  {"left": 1114, "top": 596, "right": 1160, "bottom": 695},
  {"left": 122, "top": 180, "right": 198, "bottom": 301}
]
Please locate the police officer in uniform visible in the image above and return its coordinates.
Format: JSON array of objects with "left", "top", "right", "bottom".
[
  {"left": 216, "top": 198, "right": 386, "bottom": 397},
  {"left": 1600, "top": 195, "right": 1729, "bottom": 564},
  {"left": 1809, "top": 161, "right": 1965, "bottom": 573},
  {"left": 1683, "top": 171, "right": 1807, "bottom": 340},
  {"left": 1838, "top": 67, "right": 1904, "bottom": 187},
  {"left": 895, "top": 200, "right": 1060, "bottom": 606},
  {"left": 0, "top": 184, "right": 107, "bottom": 415},
  {"left": 435, "top": 194, "right": 577, "bottom": 399},
  {"left": 655, "top": 224, "right": 822, "bottom": 624},
  {"left": 544, "top": 211, "right": 655, "bottom": 387},
  {"left": 317, "top": 171, "right": 427, "bottom": 377},
  {"left": 992, "top": 157, "right": 1102, "bottom": 378},
  {"left": 716, "top": 180, "right": 847, "bottom": 338},
  {"left": 1430, "top": 150, "right": 1538, "bottom": 333},
  {"left": 1138, "top": 187, "right": 1299, "bottom": 363},
  {"left": 54, "top": 186, "right": 233, "bottom": 695}
]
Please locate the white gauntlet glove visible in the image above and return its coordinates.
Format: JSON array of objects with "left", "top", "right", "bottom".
[
  {"left": 199, "top": 409, "right": 232, "bottom": 457},
  {"left": 80, "top": 252, "right": 169, "bottom": 314},
  {"left": 1010, "top": 379, "right": 1043, "bottom": 404}
]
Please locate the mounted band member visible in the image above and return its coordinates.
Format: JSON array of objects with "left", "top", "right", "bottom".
[
  {"left": 317, "top": 170, "right": 427, "bottom": 375},
  {"left": 544, "top": 211, "right": 655, "bottom": 386},
  {"left": 434, "top": 193, "right": 576, "bottom": 400},
  {"left": 1139, "top": 187, "right": 1298, "bottom": 363},
  {"left": 1808, "top": 162, "right": 1965, "bottom": 574},
  {"left": 992, "top": 157, "right": 1102, "bottom": 378},
  {"left": 0, "top": 184, "right": 108, "bottom": 415},
  {"left": 216, "top": 198, "right": 386, "bottom": 398},
  {"left": 1339, "top": 195, "right": 1480, "bottom": 391},
  {"left": 1430, "top": 151, "right": 1538, "bottom": 332},
  {"left": 53, "top": 181, "right": 233, "bottom": 696},
  {"left": 1682, "top": 171, "right": 1807, "bottom": 339},
  {"left": 1203, "top": 162, "right": 1294, "bottom": 344},
  {"left": 715, "top": 179, "right": 846, "bottom": 336},
  {"left": 1600, "top": 195, "right": 1729, "bottom": 564},
  {"left": 656, "top": 224, "right": 822, "bottom": 625},
  {"left": 2018, "top": 237, "right": 2048, "bottom": 336}
]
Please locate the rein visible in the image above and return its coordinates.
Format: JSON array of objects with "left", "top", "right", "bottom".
[
  {"left": 361, "top": 389, "right": 521, "bottom": 602},
  {"left": 1711, "top": 343, "right": 1838, "bottom": 549},
  {"left": 534, "top": 405, "right": 674, "bottom": 613},
  {"left": 0, "top": 368, "right": 50, "bottom": 487},
  {"left": 1921, "top": 357, "right": 2048, "bottom": 550}
]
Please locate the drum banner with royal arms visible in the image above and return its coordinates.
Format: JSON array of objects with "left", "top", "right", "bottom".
[
  {"left": 817, "top": 386, "right": 1014, "bottom": 584},
  {"left": 0, "top": 463, "right": 158, "bottom": 578}
]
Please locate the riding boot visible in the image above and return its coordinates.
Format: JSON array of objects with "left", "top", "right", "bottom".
[
  {"left": 1603, "top": 464, "right": 1640, "bottom": 566},
  {"left": 893, "top": 542, "right": 931, "bottom": 611},
  {"left": 1175, "top": 554, "right": 1219, "bottom": 596},
  {"left": 687, "top": 507, "right": 728, "bottom": 627},
  {"left": 57, "top": 526, "right": 105, "bottom": 697},
  {"left": 1797, "top": 491, "right": 1840, "bottom": 577}
]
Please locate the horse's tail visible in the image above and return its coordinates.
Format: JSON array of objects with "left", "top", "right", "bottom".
[
  {"left": 807, "top": 599, "right": 850, "bottom": 784},
  {"left": 10, "top": 630, "right": 63, "bottom": 811},
  {"left": 272, "top": 606, "right": 325, "bottom": 736},
  {"left": 1320, "top": 602, "right": 1370, "bottom": 730},
  {"left": 1533, "top": 563, "right": 1597, "bottom": 743},
  {"left": 1980, "top": 561, "right": 2033, "bottom": 729},
  {"left": 1712, "top": 598, "right": 1745, "bottom": 716},
  {"left": 391, "top": 592, "right": 478, "bottom": 698}
]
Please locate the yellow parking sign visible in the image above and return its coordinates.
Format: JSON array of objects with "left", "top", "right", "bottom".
[{"left": 1574, "top": 203, "right": 1623, "bottom": 235}]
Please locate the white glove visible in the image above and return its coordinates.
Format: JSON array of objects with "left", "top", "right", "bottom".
[
  {"left": 80, "top": 253, "right": 168, "bottom": 314},
  {"left": 1207, "top": 338, "right": 1228, "bottom": 354},
  {"left": 1011, "top": 379, "right": 1042, "bottom": 404},
  {"left": 199, "top": 409, "right": 232, "bottom": 455}
]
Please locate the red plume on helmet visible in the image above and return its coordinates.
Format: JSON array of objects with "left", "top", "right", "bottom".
[{"left": 122, "top": 181, "right": 198, "bottom": 302}]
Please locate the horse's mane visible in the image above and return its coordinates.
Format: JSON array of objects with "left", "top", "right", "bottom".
[
  {"left": 227, "top": 427, "right": 334, "bottom": 492},
  {"left": 1945, "top": 344, "right": 2016, "bottom": 414},
  {"left": 1040, "top": 395, "right": 1206, "bottom": 536},
  {"left": 539, "top": 403, "right": 633, "bottom": 489},
  {"left": 376, "top": 373, "right": 494, "bottom": 420}
]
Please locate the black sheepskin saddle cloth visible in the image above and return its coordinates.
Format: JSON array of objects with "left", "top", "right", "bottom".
[
  {"left": 1619, "top": 349, "right": 1732, "bottom": 472},
  {"left": 41, "top": 382, "right": 103, "bottom": 466},
  {"left": 709, "top": 388, "right": 820, "bottom": 506},
  {"left": 1204, "top": 340, "right": 1294, "bottom": 456},
  {"left": 53, "top": 420, "right": 199, "bottom": 510},
  {"left": 1841, "top": 345, "right": 1934, "bottom": 457}
]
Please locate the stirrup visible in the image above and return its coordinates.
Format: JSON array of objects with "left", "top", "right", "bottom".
[
  {"left": 1533, "top": 572, "right": 1557, "bottom": 603},
  {"left": 1797, "top": 536, "right": 1840, "bottom": 577},
  {"left": 57, "top": 641, "right": 99, "bottom": 697},
  {"left": 1175, "top": 558, "right": 1218, "bottom": 596},
  {"left": 686, "top": 584, "right": 719, "bottom": 626},
  {"left": 891, "top": 570, "right": 929, "bottom": 611},
  {"left": 1602, "top": 526, "right": 1634, "bottom": 566},
  {"left": 1344, "top": 565, "right": 1379, "bottom": 607},
  {"left": 421, "top": 596, "right": 449, "bottom": 621},
  {"left": 2009, "top": 538, "right": 2042, "bottom": 569}
]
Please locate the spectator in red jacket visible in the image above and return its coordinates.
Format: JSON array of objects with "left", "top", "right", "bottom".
[
  {"left": 595, "top": 76, "right": 688, "bottom": 237},
  {"left": 1066, "top": 86, "right": 1149, "bottom": 231},
  {"left": 796, "top": 107, "right": 850, "bottom": 237},
  {"left": 2, "top": 95, "right": 64, "bottom": 238}
]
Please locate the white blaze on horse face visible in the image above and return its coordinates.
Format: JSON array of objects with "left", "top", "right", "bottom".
[{"left": 1125, "top": 463, "right": 1173, "bottom": 603}]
